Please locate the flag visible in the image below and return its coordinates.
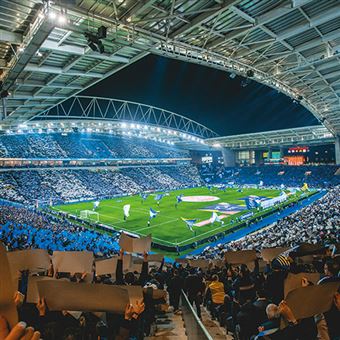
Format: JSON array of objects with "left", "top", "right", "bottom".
[
  {"left": 93, "top": 201, "right": 100, "bottom": 210},
  {"left": 123, "top": 204, "right": 131, "bottom": 218},
  {"left": 154, "top": 194, "right": 164, "bottom": 201},
  {"left": 176, "top": 195, "right": 183, "bottom": 204},
  {"left": 289, "top": 188, "right": 297, "bottom": 195},
  {"left": 245, "top": 196, "right": 260, "bottom": 209},
  {"left": 140, "top": 193, "right": 148, "bottom": 201},
  {"left": 301, "top": 183, "right": 309, "bottom": 191},
  {"left": 259, "top": 180, "right": 264, "bottom": 186},
  {"left": 211, "top": 212, "right": 223, "bottom": 224},
  {"left": 181, "top": 218, "right": 196, "bottom": 232},
  {"left": 149, "top": 208, "right": 159, "bottom": 219}
]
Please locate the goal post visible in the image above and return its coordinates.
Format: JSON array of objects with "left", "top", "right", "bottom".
[{"left": 79, "top": 210, "right": 100, "bottom": 222}]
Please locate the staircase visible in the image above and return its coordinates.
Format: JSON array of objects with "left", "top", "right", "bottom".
[
  {"left": 200, "top": 306, "right": 234, "bottom": 340},
  {"left": 145, "top": 309, "right": 188, "bottom": 340}
]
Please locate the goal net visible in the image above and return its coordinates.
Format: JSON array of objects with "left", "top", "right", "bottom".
[{"left": 79, "top": 210, "right": 100, "bottom": 222}]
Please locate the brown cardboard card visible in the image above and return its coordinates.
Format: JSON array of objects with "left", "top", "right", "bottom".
[
  {"left": 26, "top": 276, "right": 56, "bottom": 303},
  {"left": 117, "top": 285, "right": 143, "bottom": 308},
  {"left": 284, "top": 272, "right": 321, "bottom": 298},
  {"left": 37, "top": 280, "right": 129, "bottom": 314},
  {"left": 188, "top": 259, "right": 210, "bottom": 270},
  {"left": 148, "top": 254, "right": 164, "bottom": 263},
  {"left": 285, "top": 282, "right": 340, "bottom": 320},
  {"left": 52, "top": 251, "right": 94, "bottom": 274},
  {"left": 7, "top": 249, "right": 51, "bottom": 279},
  {"left": 261, "top": 247, "right": 290, "bottom": 262},
  {"left": 224, "top": 250, "right": 257, "bottom": 264},
  {"left": 95, "top": 258, "right": 117, "bottom": 276},
  {"left": 0, "top": 243, "right": 18, "bottom": 328},
  {"left": 119, "top": 233, "right": 152, "bottom": 253}
]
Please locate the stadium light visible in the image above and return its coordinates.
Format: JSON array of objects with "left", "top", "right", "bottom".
[
  {"left": 213, "top": 143, "right": 221, "bottom": 148},
  {"left": 48, "top": 11, "right": 57, "bottom": 20}
]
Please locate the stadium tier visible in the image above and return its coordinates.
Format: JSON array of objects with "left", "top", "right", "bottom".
[{"left": 0, "top": 132, "right": 190, "bottom": 159}]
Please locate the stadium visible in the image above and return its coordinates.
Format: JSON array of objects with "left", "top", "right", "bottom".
[{"left": 0, "top": 1, "right": 339, "bottom": 339}]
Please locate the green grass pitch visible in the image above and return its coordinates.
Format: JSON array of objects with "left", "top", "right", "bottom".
[{"left": 53, "top": 187, "right": 305, "bottom": 247}]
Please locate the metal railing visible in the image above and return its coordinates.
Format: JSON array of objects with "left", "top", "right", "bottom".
[{"left": 181, "top": 290, "right": 213, "bottom": 340}]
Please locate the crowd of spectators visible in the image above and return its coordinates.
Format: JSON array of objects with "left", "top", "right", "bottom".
[
  {"left": 200, "top": 164, "right": 340, "bottom": 188},
  {"left": 0, "top": 165, "right": 202, "bottom": 204},
  {"left": 0, "top": 132, "right": 189, "bottom": 159},
  {"left": 200, "top": 185, "right": 339, "bottom": 257},
  {"left": 176, "top": 246, "right": 340, "bottom": 339},
  {"left": 0, "top": 202, "right": 120, "bottom": 256}
]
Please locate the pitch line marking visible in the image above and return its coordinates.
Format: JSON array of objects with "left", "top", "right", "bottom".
[{"left": 134, "top": 218, "right": 178, "bottom": 233}]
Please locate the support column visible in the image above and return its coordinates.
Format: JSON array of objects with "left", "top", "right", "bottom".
[
  {"left": 267, "top": 147, "right": 272, "bottom": 160},
  {"left": 222, "top": 147, "right": 236, "bottom": 167},
  {"left": 335, "top": 135, "right": 340, "bottom": 165},
  {"left": 254, "top": 150, "right": 262, "bottom": 165},
  {"left": 279, "top": 146, "right": 284, "bottom": 159}
]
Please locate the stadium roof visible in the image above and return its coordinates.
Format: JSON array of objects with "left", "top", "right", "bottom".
[
  {"left": 3, "top": 95, "right": 218, "bottom": 150},
  {"left": 1, "top": 0, "right": 340, "bottom": 135},
  {"left": 206, "top": 125, "right": 335, "bottom": 149}
]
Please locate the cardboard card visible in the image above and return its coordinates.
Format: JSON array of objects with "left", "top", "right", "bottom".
[
  {"left": 261, "top": 247, "right": 290, "bottom": 262},
  {"left": 119, "top": 233, "right": 151, "bottom": 253},
  {"left": 148, "top": 254, "right": 164, "bottom": 263},
  {"left": 143, "top": 288, "right": 167, "bottom": 300},
  {"left": 284, "top": 272, "right": 321, "bottom": 298},
  {"left": 52, "top": 251, "right": 94, "bottom": 274},
  {"left": 224, "top": 250, "right": 257, "bottom": 265},
  {"left": 211, "top": 259, "right": 225, "bottom": 268},
  {"left": 188, "top": 259, "right": 210, "bottom": 270},
  {"left": 95, "top": 258, "right": 117, "bottom": 276},
  {"left": 37, "top": 280, "right": 129, "bottom": 314},
  {"left": 7, "top": 249, "right": 51, "bottom": 279},
  {"left": 26, "top": 276, "right": 56, "bottom": 303},
  {"left": 0, "top": 243, "right": 18, "bottom": 328},
  {"left": 133, "top": 234, "right": 152, "bottom": 254},
  {"left": 285, "top": 282, "right": 340, "bottom": 321},
  {"left": 117, "top": 285, "right": 143, "bottom": 308}
]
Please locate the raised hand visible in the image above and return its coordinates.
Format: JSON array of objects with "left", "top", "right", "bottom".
[
  {"left": 0, "top": 317, "right": 40, "bottom": 340},
  {"left": 124, "top": 303, "right": 134, "bottom": 320},
  {"left": 36, "top": 297, "right": 46, "bottom": 316}
]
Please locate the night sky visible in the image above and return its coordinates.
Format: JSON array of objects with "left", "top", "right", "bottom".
[{"left": 84, "top": 54, "right": 319, "bottom": 136}]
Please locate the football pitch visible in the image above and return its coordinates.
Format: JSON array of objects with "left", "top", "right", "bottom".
[{"left": 53, "top": 187, "right": 307, "bottom": 247}]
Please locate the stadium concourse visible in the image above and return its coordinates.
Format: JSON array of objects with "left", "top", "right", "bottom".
[{"left": 1, "top": 0, "right": 340, "bottom": 339}]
